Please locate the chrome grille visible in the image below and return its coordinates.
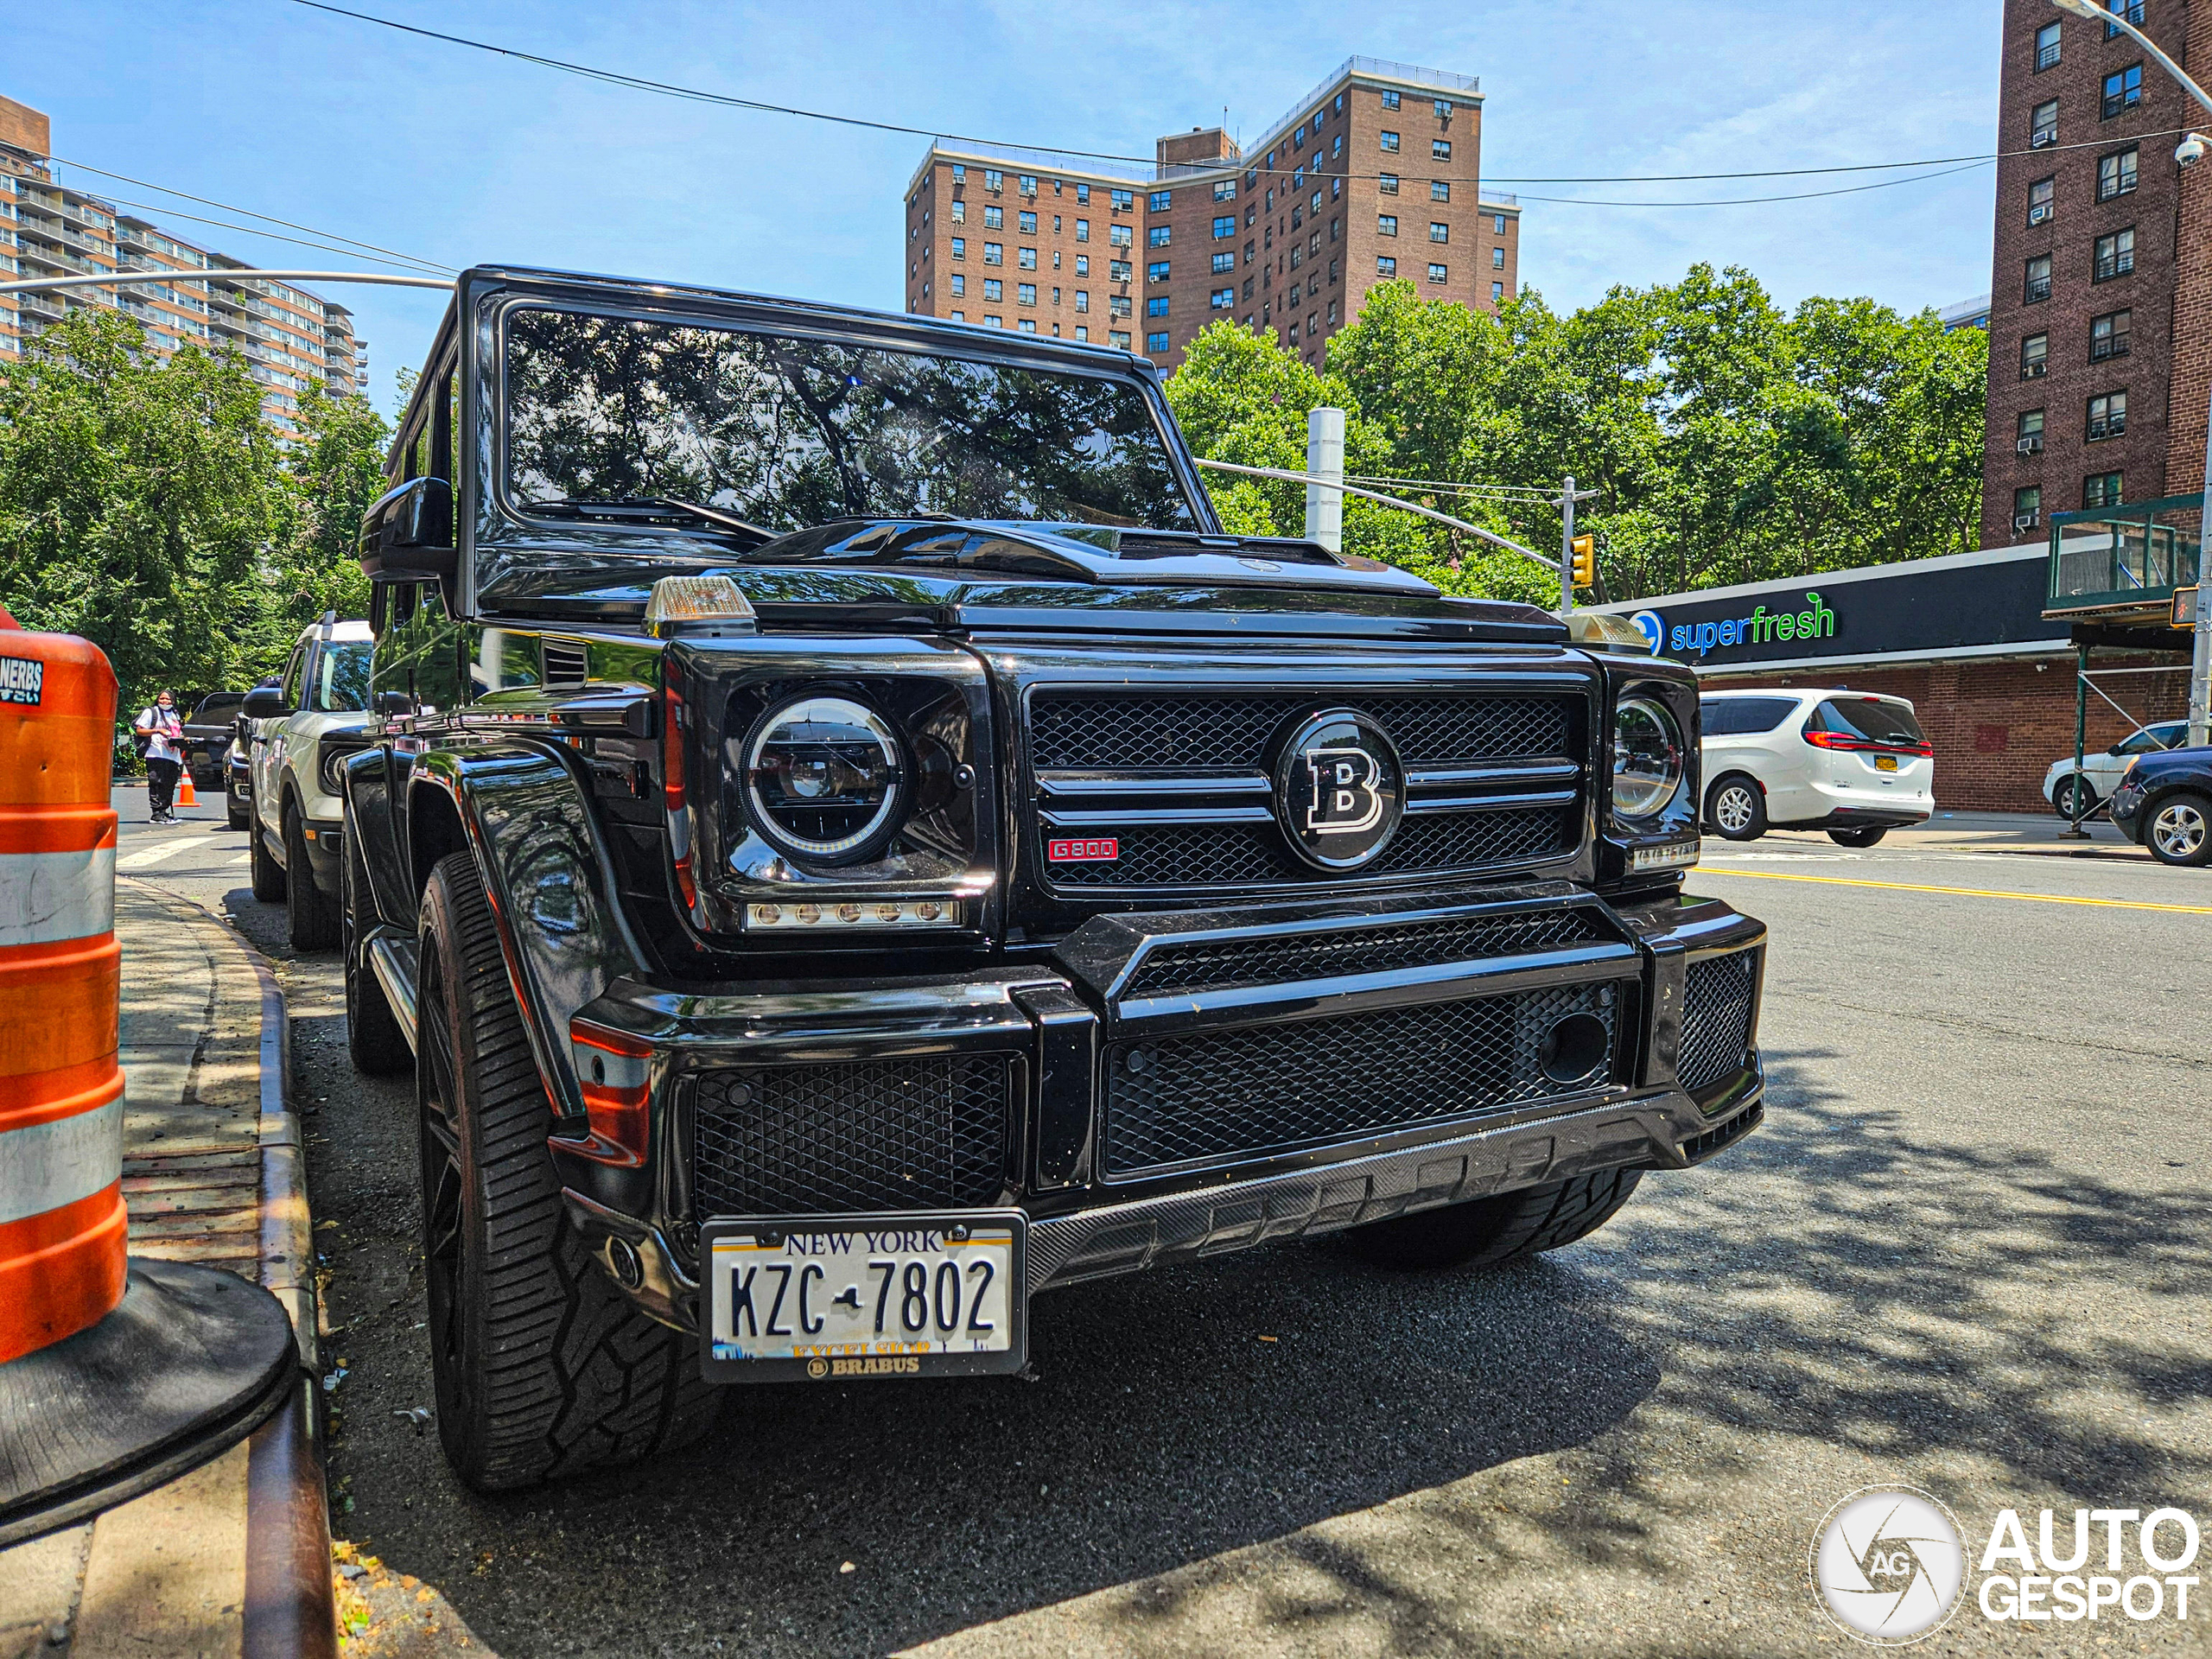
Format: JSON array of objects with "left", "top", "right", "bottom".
[{"left": 1029, "top": 685, "right": 1586, "bottom": 894}]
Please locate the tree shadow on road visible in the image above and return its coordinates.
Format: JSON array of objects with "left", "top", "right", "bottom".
[{"left": 357, "top": 1043, "right": 2212, "bottom": 1656}]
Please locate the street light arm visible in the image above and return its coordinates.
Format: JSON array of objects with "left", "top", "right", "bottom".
[
  {"left": 1190, "top": 456, "right": 1560, "bottom": 574},
  {"left": 2052, "top": 0, "right": 2212, "bottom": 118}
]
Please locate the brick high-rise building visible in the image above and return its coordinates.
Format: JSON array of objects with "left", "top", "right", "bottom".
[
  {"left": 1978, "top": 0, "right": 2212, "bottom": 547},
  {"left": 0, "top": 92, "right": 366, "bottom": 433},
  {"left": 900, "top": 57, "right": 1522, "bottom": 372}
]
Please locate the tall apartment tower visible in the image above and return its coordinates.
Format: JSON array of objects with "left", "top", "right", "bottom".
[
  {"left": 900, "top": 58, "right": 1522, "bottom": 372},
  {"left": 0, "top": 92, "right": 366, "bottom": 432},
  {"left": 1979, "top": 0, "right": 2212, "bottom": 545}
]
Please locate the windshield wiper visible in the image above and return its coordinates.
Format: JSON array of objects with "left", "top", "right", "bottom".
[{"left": 524, "top": 496, "right": 777, "bottom": 547}]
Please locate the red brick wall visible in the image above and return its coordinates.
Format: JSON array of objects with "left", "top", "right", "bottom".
[
  {"left": 2165, "top": 0, "right": 2212, "bottom": 500},
  {"left": 1980, "top": 0, "right": 2190, "bottom": 546},
  {"left": 1706, "top": 655, "right": 2189, "bottom": 811}
]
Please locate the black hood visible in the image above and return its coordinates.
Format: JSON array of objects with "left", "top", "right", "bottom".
[{"left": 480, "top": 518, "right": 1568, "bottom": 646}]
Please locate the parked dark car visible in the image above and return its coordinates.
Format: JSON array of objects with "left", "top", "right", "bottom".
[
  {"left": 338, "top": 266, "right": 1770, "bottom": 1494},
  {"left": 2110, "top": 741, "right": 2212, "bottom": 866},
  {"left": 183, "top": 690, "right": 247, "bottom": 787}
]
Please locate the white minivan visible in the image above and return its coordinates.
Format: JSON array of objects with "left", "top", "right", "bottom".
[{"left": 1700, "top": 689, "right": 1935, "bottom": 847}]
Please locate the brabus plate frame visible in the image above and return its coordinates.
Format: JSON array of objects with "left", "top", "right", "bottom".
[{"left": 699, "top": 1211, "right": 1029, "bottom": 1384}]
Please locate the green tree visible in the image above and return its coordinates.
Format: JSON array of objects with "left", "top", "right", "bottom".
[
  {"left": 0, "top": 308, "right": 391, "bottom": 715},
  {"left": 1163, "top": 264, "right": 1989, "bottom": 607}
]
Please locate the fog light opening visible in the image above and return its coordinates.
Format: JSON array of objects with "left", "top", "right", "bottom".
[
  {"left": 605, "top": 1236, "right": 645, "bottom": 1291},
  {"left": 1540, "top": 1012, "right": 1610, "bottom": 1085}
]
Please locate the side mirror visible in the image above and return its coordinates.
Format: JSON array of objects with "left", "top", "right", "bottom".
[
  {"left": 374, "top": 690, "right": 413, "bottom": 717},
  {"left": 242, "top": 687, "right": 288, "bottom": 720},
  {"left": 360, "top": 477, "right": 457, "bottom": 582}
]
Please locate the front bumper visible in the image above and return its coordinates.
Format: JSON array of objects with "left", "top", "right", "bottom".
[
  {"left": 2111, "top": 783, "right": 2147, "bottom": 839},
  {"left": 554, "top": 884, "right": 1767, "bottom": 1332}
]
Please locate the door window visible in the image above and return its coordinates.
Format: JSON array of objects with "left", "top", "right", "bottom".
[{"left": 1700, "top": 696, "right": 1801, "bottom": 735}]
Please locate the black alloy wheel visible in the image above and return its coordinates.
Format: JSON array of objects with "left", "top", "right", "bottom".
[
  {"left": 1333, "top": 1167, "right": 1644, "bottom": 1269},
  {"left": 2145, "top": 791, "right": 2212, "bottom": 868},
  {"left": 342, "top": 820, "right": 410, "bottom": 1076},
  {"left": 283, "top": 804, "right": 341, "bottom": 951},
  {"left": 1827, "top": 826, "right": 1888, "bottom": 848},
  {"left": 415, "top": 852, "right": 717, "bottom": 1491},
  {"left": 1706, "top": 775, "right": 1767, "bottom": 842}
]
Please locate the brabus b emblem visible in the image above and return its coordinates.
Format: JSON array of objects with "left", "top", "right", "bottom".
[{"left": 1272, "top": 709, "right": 1404, "bottom": 871}]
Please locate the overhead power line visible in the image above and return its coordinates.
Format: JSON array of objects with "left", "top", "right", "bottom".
[
  {"left": 285, "top": 0, "right": 2157, "bottom": 207},
  {"left": 48, "top": 191, "right": 450, "bottom": 274},
  {"left": 47, "top": 155, "right": 454, "bottom": 275}
]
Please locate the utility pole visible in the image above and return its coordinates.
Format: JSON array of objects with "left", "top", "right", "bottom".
[
  {"left": 1556, "top": 476, "right": 1603, "bottom": 613},
  {"left": 1305, "top": 406, "right": 1345, "bottom": 552}
]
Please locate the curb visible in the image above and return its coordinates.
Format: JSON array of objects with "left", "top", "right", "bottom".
[{"left": 162, "top": 887, "right": 339, "bottom": 1659}]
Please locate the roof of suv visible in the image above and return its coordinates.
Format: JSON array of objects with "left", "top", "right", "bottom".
[{"left": 1700, "top": 687, "right": 1913, "bottom": 704}]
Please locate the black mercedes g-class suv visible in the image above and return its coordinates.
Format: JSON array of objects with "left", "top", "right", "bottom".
[{"left": 341, "top": 266, "right": 1767, "bottom": 1491}]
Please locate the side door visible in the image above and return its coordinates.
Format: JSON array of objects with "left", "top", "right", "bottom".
[
  {"left": 256, "top": 644, "right": 307, "bottom": 832},
  {"left": 1749, "top": 696, "right": 1821, "bottom": 819}
]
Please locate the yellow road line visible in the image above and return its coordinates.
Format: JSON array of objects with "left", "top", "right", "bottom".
[{"left": 1697, "top": 867, "right": 2212, "bottom": 914}]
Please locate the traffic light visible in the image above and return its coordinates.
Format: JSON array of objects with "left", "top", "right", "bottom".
[{"left": 1570, "top": 534, "right": 1596, "bottom": 590}]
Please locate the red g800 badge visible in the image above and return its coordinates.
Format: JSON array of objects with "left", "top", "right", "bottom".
[{"left": 1047, "top": 837, "right": 1119, "bottom": 862}]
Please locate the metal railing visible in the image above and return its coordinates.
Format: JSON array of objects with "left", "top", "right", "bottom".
[{"left": 2047, "top": 493, "right": 2204, "bottom": 611}]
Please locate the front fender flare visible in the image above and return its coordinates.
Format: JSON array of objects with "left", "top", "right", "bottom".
[{"left": 410, "top": 744, "right": 656, "bottom": 1119}]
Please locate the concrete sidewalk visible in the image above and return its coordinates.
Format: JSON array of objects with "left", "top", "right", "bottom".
[
  {"left": 1751, "top": 807, "right": 2156, "bottom": 860},
  {"left": 0, "top": 881, "right": 332, "bottom": 1659}
]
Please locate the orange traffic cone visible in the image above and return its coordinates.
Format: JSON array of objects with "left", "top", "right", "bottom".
[{"left": 175, "top": 771, "right": 196, "bottom": 808}]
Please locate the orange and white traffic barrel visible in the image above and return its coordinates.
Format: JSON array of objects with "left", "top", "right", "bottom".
[{"left": 0, "top": 631, "right": 125, "bottom": 1365}]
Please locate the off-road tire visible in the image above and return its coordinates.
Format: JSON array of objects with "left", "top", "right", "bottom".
[
  {"left": 283, "top": 804, "right": 342, "bottom": 952},
  {"left": 1705, "top": 774, "right": 1766, "bottom": 842},
  {"left": 343, "top": 820, "right": 410, "bottom": 1076},
  {"left": 248, "top": 814, "right": 287, "bottom": 902},
  {"left": 1827, "top": 826, "right": 1887, "bottom": 848},
  {"left": 1334, "top": 1167, "right": 1644, "bottom": 1270},
  {"left": 416, "top": 852, "right": 718, "bottom": 1492}
]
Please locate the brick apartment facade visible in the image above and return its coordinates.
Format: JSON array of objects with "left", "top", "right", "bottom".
[
  {"left": 0, "top": 92, "right": 365, "bottom": 432},
  {"left": 900, "top": 57, "right": 1522, "bottom": 372},
  {"left": 1980, "top": 0, "right": 2212, "bottom": 545}
]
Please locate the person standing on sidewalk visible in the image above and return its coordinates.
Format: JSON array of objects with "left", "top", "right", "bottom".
[{"left": 134, "top": 690, "right": 186, "bottom": 824}]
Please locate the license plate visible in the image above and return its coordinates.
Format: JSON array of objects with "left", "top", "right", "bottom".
[
  {"left": 702, "top": 1213, "right": 1027, "bottom": 1384},
  {"left": 1874, "top": 755, "right": 1898, "bottom": 772}
]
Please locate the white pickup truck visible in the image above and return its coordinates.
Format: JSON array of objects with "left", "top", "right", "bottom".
[{"left": 241, "top": 616, "right": 376, "bottom": 950}]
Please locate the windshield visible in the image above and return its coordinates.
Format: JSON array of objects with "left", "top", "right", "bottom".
[
  {"left": 312, "top": 643, "right": 372, "bottom": 713},
  {"left": 503, "top": 307, "right": 1202, "bottom": 536}
]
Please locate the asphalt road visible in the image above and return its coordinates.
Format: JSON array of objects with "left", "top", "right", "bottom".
[{"left": 119, "top": 784, "right": 2212, "bottom": 1657}]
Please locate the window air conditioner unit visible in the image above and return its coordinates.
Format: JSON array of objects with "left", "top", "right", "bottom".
[
  {"left": 2018, "top": 435, "right": 2044, "bottom": 454},
  {"left": 2014, "top": 512, "right": 2041, "bottom": 531},
  {"left": 2031, "top": 129, "right": 2057, "bottom": 148},
  {"left": 2029, "top": 205, "right": 2052, "bottom": 225}
]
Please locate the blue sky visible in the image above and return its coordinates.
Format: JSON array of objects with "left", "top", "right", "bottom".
[{"left": 20, "top": 2, "right": 2001, "bottom": 415}]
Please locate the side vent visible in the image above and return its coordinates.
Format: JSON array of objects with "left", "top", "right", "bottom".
[{"left": 541, "top": 637, "right": 589, "bottom": 690}]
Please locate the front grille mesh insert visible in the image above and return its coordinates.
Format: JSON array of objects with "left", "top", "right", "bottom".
[
  {"left": 1030, "top": 691, "right": 1574, "bottom": 770},
  {"left": 1045, "top": 806, "right": 1578, "bottom": 890},
  {"left": 1678, "top": 950, "right": 1758, "bottom": 1095},
  {"left": 1103, "top": 983, "right": 1619, "bottom": 1177},
  {"left": 1123, "top": 908, "right": 1615, "bottom": 999},
  {"left": 692, "top": 1056, "right": 1011, "bottom": 1217}
]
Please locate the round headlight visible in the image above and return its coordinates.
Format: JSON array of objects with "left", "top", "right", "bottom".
[
  {"left": 743, "top": 696, "right": 906, "bottom": 863},
  {"left": 1611, "top": 696, "right": 1684, "bottom": 819}
]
